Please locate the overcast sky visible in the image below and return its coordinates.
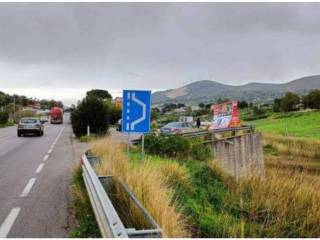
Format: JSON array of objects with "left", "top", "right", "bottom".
[{"left": 1, "top": 2, "right": 320, "bottom": 105}]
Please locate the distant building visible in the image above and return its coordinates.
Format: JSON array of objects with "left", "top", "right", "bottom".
[
  {"left": 191, "top": 105, "right": 200, "bottom": 111},
  {"left": 173, "top": 107, "right": 187, "bottom": 113}
]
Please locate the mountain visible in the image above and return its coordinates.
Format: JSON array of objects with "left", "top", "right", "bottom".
[{"left": 152, "top": 75, "right": 320, "bottom": 105}]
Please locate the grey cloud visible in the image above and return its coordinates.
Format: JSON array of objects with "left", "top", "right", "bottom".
[{"left": 1, "top": 2, "right": 320, "bottom": 94}]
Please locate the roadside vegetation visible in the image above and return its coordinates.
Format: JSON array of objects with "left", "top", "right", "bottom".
[
  {"left": 69, "top": 165, "right": 101, "bottom": 238},
  {"left": 247, "top": 110, "right": 320, "bottom": 139},
  {"left": 70, "top": 88, "right": 320, "bottom": 237},
  {"left": 85, "top": 133, "right": 320, "bottom": 238},
  {"left": 71, "top": 89, "right": 121, "bottom": 138}
]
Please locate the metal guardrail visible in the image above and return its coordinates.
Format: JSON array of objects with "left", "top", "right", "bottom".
[
  {"left": 81, "top": 152, "right": 162, "bottom": 238},
  {"left": 180, "top": 125, "right": 255, "bottom": 139},
  {"left": 131, "top": 125, "right": 255, "bottom": 145}
]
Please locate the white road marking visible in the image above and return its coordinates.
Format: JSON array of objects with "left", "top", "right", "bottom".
[
  {"left": 48, "top": 148, "right": 52, "bottom": 154},
  {"left": 20, "top": 178, "right": 36, "bottom": 198},
  {"left": 0, "top": 208, "right": 21, "bottom": 238},
  {"left": 35, "top": 163, "right": 44, "bottom": 174},
  {"left": 43, "top": 154, "right": 49, "bottom": 161}
]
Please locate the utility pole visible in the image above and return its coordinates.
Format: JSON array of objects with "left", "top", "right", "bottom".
[{"left": 13, "top": 96, "right": 16, "bottom": 123}]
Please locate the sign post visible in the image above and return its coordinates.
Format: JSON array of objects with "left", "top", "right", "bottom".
[{"left": 122, "top": 90, "right": 151, "bottom": 162}]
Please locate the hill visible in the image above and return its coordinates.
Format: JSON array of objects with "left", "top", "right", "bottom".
[{"left": 152, "top": 75, "right": 320, "bottom": 105}]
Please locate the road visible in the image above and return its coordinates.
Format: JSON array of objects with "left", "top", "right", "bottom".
[{"left": 0, "top": 114, "right": 80, "bottom": 237}]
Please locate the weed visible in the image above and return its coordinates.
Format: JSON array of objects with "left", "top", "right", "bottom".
[
  {"left": 90, "top": 137, "right": 189, "bottom": 237},
  {"left": 263, "top": 133, "right": 320, "bottom": 158},
  {"left": 69, "top": 165, "right": 101, "bottom": 238}
]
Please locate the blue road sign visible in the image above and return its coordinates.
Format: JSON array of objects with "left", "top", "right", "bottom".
[{"left": 122, "top": 90, "right": 151, "bottom": 133}]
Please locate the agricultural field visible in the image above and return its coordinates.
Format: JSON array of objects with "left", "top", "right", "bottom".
[
  {"left": 71, "top": 133, "right": 320, "bottom": 238},
  {"left": 245, "top": 110, "right": 320, "bottom": 139}
]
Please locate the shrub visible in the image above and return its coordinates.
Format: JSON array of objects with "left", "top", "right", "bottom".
[
  {"left": 107, "top": 103, "right": 122, "bottom": 125},
  {"left": 280, "top": 92, "right": 300, "bottom": 112},
  {"left": 144, "top": 134, "right": 191, "bottom": 159},
  {"left": 79, "top": 135, "right": 96, "bottom": 142},
  {"left": 190, "top": 139, "right": 212, "bottom": 161},
  {"left": 0, "top": 110, "right": 9, "bottom": 124},
  {"left": 144, "top": 134, "right": 212, "bottom": 161},
  {"left": 71, "top": 96, "right": 109, "bottom": 138},
  {"left": 69, "top": 165, "right": 101, "bottom": 237},
  {"left": 302, "top": 89, "right": 320, "bottom": 109}
]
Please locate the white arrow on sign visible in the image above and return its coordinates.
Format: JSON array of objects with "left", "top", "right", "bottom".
[{"left": 130, "top": 92, "right": 146, "bottom": 131}]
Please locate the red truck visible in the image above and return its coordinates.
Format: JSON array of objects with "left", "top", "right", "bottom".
[{"left": 49, "top": 107, "right": 63, "bottom": 124}]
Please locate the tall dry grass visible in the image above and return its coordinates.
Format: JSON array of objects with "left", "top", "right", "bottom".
[
  {"left": 90, "top": 137, "right": 190, "bottom": 237},
  {"left": 238, "top": 168, "right": 320, "bottom": 237},
  {"left": 208, "top": 159, "right": 320, "bottom": 237},
  {"left": 263, "top": 132, "right": 320, "bottom": 158}
]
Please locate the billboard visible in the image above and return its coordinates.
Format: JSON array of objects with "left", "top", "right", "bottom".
[{"left": 210, "top": 100, "right": 241, "bottom": 129}]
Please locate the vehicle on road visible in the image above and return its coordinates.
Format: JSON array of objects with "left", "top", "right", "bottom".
[
  {"left": 40, "top": 115, "right": 48, "bottom": 124},
  {"left": 160, "top": 121, "right": 193, "bottom": 134},
  {"left": 116, "top": 119, "right": 122, "bottom": 131},
  {"left": 17, "top": 117, "right": 44, "bottom": 137},
  {"left": 49, "top": 107, "right": 63, "bottom": 124}
]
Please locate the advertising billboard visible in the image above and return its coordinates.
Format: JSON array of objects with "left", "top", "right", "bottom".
[{"left": 211, "top": 100, "right": 242, "bottom": 129}]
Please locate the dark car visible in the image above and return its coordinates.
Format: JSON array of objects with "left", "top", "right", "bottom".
[
  {"left": 17, "top": 117, "right": 44, "bottom": 137},
  {"left": 160, "top": 121, "right": 193, "bottom": 134}
]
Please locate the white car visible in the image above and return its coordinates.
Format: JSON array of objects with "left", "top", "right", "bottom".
[{"left": 17, "top": 117, "right": 44, "bottom": 137}]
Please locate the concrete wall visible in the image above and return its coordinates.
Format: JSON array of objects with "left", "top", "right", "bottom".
[{"left": 211, "top": 132, "right": 264, "bottom": 179}]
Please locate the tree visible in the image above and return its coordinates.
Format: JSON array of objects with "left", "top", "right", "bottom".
[
  {"left": 198, "top": 102, "right": 205, "bottom": 108},
  {"left": 205, "top": 103, "right": 212, "bottom": 109},
  {"left": 273, "top": 98, "right": 282, "bottom": 112},
  {"left": 151, "top": 107, "right": 160, "bottom": 121},
  {"left": 302, "top": 90, "right": 320, "bottom": 109},
  {"left": 280, "top": 92, "right": 300, "bottom": 112},
  {"left": 253, "top": 106, "right": 265, "bottom": 116},
  {"left": 238, "top": 101, "right": 248, "bottom": 109},
  {"left": 71, "top": 96, "right": 109, "bottom": 137},
  {"left": 0, "top": 110, "right": 9, "bottom": 124},
  {"left": 86, "top": 89, "right": 112, "bottom": 100},
  {"left": 107, "top": 102, "right": 122, "bottom": 125},
  {"left": 216, "top": 98, "right": 229, "bottom": 104}
]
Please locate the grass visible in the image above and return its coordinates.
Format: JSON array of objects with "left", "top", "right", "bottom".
[
  {"left": 69, "top": 165, "right": 101, "bottom": 238},
  {"left": 90, "top": 138, "right": 189, "bottom": 237},
  {"left": 263, "top": 132, "right": 320, "bottom": 158},
  {"left": 85, "top": 133, "right": 320, "bottom": 238},
  {"left": 246, "top": 110, "right": 320, "bottom": 139},
  {"left": 0, "top": 121, "right": 14, "bottom": 128}
]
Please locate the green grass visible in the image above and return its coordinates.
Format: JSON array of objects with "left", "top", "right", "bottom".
[
  {"left": 245, "top": 110, "right": 320, "bottom": 139},
  {"left": 0, "top": 121, "right": 14, "bottom": 128},
  {"left": 129, "top": 149, "right": 247, "bottom": 237},
  {"left": 69, "top": 165, "right": 101, "bottom": 238}
]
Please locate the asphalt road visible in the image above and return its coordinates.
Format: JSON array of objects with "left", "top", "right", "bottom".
[{"left": 0, "top": 114, "right": 79, "bottom": 237}]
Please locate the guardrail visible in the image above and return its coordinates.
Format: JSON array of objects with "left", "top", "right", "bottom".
[
  {"left": 81, "top": 151, "right": 162, "bottom": 238},
  {"left": 180, "top": 125, "right": 255, "bottom": 139},
  {"left": 131, "top": 125, "right": 255, "bottom": 145}
]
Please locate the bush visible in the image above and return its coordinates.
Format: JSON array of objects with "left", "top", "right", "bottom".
[
  {"left": 144, "top": 134, "right": 212, "bottom": 160},
  {"left": 280, "top": 92, "right": 300, "bottom": 112},
  {"left": 190, "top": 139, "right": 212, "bottom": 161},
  {"left": 107, "top": 103, "right": 121, "bottom": 125},
  {"left": 0, "top": 110, "right": 9, "bottom": 124},
  {"left": 302, "top": 89, "right": 320, "bottom": 109},
  {"left": 79, "top": 135, "right": 96, "bottom": 142},
  {"left": 144, "top": 134, "right": 191, "bottom": 159},
  {"left": 71, "top": 96, "right": 109, "bottom": 138}
]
